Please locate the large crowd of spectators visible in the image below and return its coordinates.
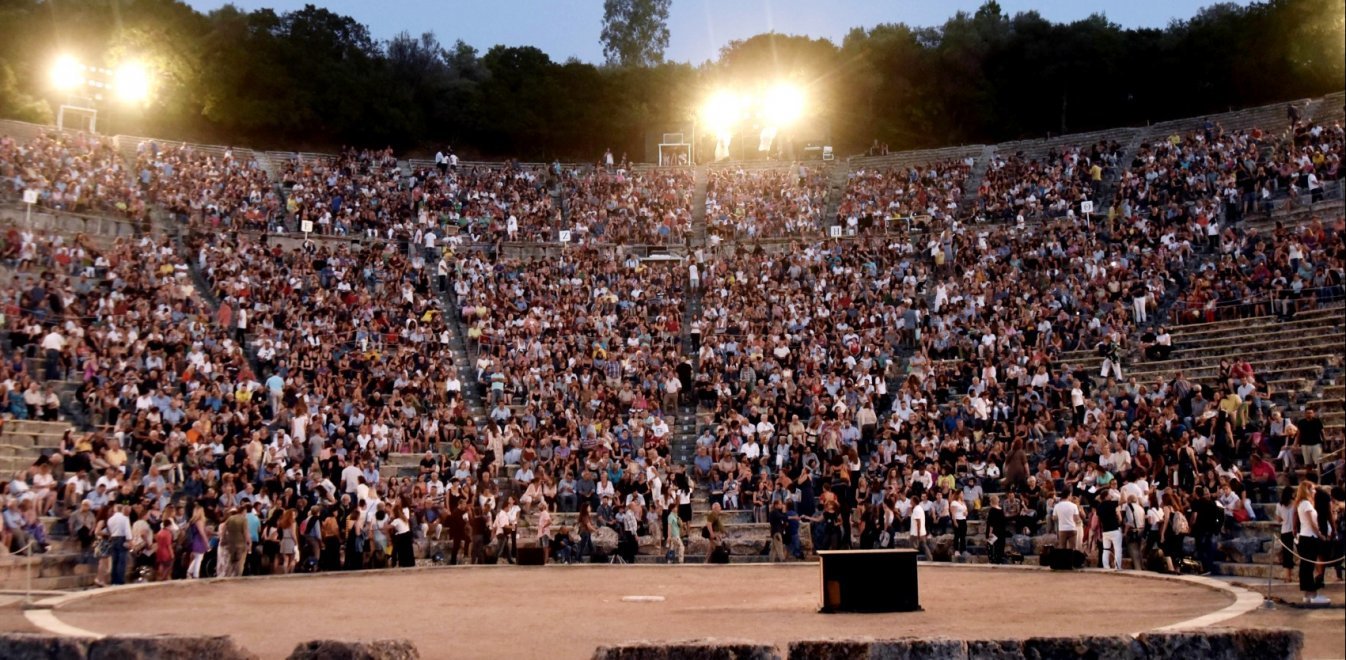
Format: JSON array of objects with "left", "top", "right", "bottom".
[
  {"left": 833, "top": 160, "right": 970, "bottom": 235},
  {"left": 135, "top": 142, "right": 280, "bottom": 233},
  {"left": 1, "top": 132, "right": 147, "bottom": 219},
  {"left": 971, "top": 141, "right": 1118, "bottom": 223},
  {"left": 561, "top": 166, "right": 693, "bottom": 245},
  {"left": 0, "top": 113, "right": 1342, "bottom": 589},
  {"left": 705, "top": 164, "right": 827, "bottom": 239}
]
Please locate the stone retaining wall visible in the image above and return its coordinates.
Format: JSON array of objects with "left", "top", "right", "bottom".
[
  {"left": 0, "top": 634, "right": 418, "bottom": 660},
  {"left": 0, "top": 629, "right": 1300, "bottom": 659},
  {"left": 593, "top": 629, "right": 1303, "bottom": 660}
]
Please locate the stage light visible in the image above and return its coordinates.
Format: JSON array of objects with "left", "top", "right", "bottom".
[
  {"left": 701, "top": 91, "right": 744, "bottom": 141},
  {"left": 114, "top": 60, "right": 151, "bottom": 103},
  {"left": 51, "top": 55, "right": 85, "bottom": 91},
  {"left": 763, "top": 83, "right": 805, "bottom": 127}
]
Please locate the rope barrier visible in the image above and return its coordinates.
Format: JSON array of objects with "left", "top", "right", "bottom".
[{"left": 1276, "top": 535, "right": 1346, "bottom": 566}]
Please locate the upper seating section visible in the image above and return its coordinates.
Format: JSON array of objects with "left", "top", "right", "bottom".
[
  {"left": 705, "top": 164, "right": 827, "bottom": 239},
  {"left": 561, "top": 166, "right": 693, "bottom": 245}
]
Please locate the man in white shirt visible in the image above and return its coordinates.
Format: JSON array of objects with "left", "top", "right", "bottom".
[
  {"left": 41, "top": 328, "right": 66, "bottom": 380},
  {"left": 341, "top": 458, "right": 364, "bottom": 496},
  {"left": 1052, "top": 492, "right": 1082, "bottom": 551},
  {"left": 910, "top": 492, "right": 931, "bottom": 559},
  {"left": 445, "top": 375, "right": 462, "bottom": 402},
  {"left": 106, "top": 504, "right": 133, "bottom": 585}
]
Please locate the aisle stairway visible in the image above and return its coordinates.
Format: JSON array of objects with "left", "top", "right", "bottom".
[{"left": 0, "top": 419, "right": 96, "bottom": 590}]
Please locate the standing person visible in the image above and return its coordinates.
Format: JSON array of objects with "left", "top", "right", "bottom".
[
  {"left": 221, "top": 507, "right": 250, "bottom": 578},
  {"left": 319, "top": 510, "right": 342, "bottom": 571},
  {"left": 1294, "top": 481, "right": 1330, "bottom": 604},
  {"left": 344, "top": 506, "right": 366, "bottom": 571},
  {"left": 470, "top": 503, "right": 490, "bottom": 564},
  {"left": 768, "top": 499, "right": 789, "bottom": 562},
  {"left": 666, "top": 505, "right": 685, "bottom": 564},
  {"left": 1122, "top": 494, "right": 1146, "bottom": 571},
  {"left": 1276, "top": 487, "right": 1297, "bottom": 583},
  {"left": 446, "top": 501, "right": 469, "bottom": 565},
  {"left": 391, "top": 506, "right": 415, "bottom": 568},
  {"left": 909, "top": 491, "right": 930, "bottom": 560},
  {"left": 493, "top": 497, "right": 519, "bottom": 564},
  {"left": 276, "top": 509, "right": 299, "bottom": 574},
  {"left": 186, "top": 508, "right": 210, "bottom": 579},
  {"left": 1053, "top": 491, "right": 1082, "bottom": 553},
  {"left": 106, "top": 504, "right": 132, "bottom": 585},
  {"left": 985, "top": 495, "right": 1007, "bottom": 564},
  {"left": 154, "top": 521, "right": 176, "bottom": 582},
  {"left": 1097, "top": 489, "right": 1124, "bottom": 570},
  {"left": 576, "top": 502, "right": 596, "bottom": 562},
  {"left": 1294, "top": 409, "right": 1325, "bottom": 469},
  {"left": 535, "top": 500, "right": 552, "bottom": 563},
  {"left": 949, "top": 490, "right": 969, "bottom": 558}
]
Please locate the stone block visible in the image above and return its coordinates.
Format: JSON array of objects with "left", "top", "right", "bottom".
[
  {"left": 1021, "top": 635, "right": 1141, "bottom": 659},
  {"left": 286, "top": 639, "right": 419, "bottom": 660},
  {"left": 870, "top": 637, "right": 967, "bottom": 660},
  {"left": 89, "top": 635, "right": 255, "bottom": 660},
  {"left": 593, "top": 639, "right": 779, "bottom": 660},
  {"left": 1135, "top": 630, "right": 1238, "bottom": 660},
  {"left": 1010, "top": 534, "right": 1035, "bottom": 556},
  {"left": 965, "top": 639, "right": 1027, "bottom": 660},
  {"left": 1233, "top": 628, "right": 1303, "bottom": 660},
  {"left": 787, "top": 639, "right": 870, "bottom": 660},
  {"left": 0, "top": 633, "right": 90, "bottom": 660}
]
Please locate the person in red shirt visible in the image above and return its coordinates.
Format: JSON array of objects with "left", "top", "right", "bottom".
[{"left": 155, "top": 523, "right": 176, "bottom": 582}]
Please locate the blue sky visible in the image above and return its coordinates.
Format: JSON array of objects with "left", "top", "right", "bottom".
[{"left": 185, "top": 0, "right": 1251, "bottom": 64}]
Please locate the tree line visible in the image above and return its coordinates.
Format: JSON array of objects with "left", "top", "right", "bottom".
[{"left": 0, "top": 0, "right": 1340, "bottom": 160}]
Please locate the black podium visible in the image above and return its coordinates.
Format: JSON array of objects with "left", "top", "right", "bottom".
[{"left": 817, "top": 549, "right": 921, "bottom": 613}]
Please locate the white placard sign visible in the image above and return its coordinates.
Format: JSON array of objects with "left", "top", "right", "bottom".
[
  {"left": 301, "top": 219, "right": 314, "bottom": 234},
  {"left": 1080, "top": 200, "right": 1094, "bottom": 215},
  {"left": 829, "top": 225, "right": 842, "bottom": 238},
  {"left": 558, "top": 230, "right": 572, "bottom": 243},
  {"left": 22, "top": 189, "right": 39, "bottom": 205}
]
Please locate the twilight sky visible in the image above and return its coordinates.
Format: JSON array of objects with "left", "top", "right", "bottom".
[{"left": 185, "top": 0, "right": 1250, "bottom": 64}]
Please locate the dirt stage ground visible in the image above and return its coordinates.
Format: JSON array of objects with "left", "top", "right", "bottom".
[{"left": 42, "top": 564, "right": 1245, "bottom": 659}]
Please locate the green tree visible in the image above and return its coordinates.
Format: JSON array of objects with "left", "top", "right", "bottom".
[{"left": 600, "top": 0, "right": 671, "bottom": 68}]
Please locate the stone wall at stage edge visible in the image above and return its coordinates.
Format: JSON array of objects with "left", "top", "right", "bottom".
[
  {"left": 591, "top": 629, "right": 1303, "bottom": 660},
  {"left": 0, "top": 634, "right": 419, "bottom": 659}
]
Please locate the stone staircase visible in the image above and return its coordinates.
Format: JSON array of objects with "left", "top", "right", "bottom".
[
  {"left": 690, "top": 165, "right": 708, "bottom": 248},
  {"left": 1058, "top": 304, "right": 1345, "bottom": 435},
  {"left": 0, "top": 419, "right": 97, "bottom": 590},
  {"left": 437, "top": 289, "right": 488, "bottom": 434},
  {"left": 822, "top": 163, "right": 849, "bottom": 228}
]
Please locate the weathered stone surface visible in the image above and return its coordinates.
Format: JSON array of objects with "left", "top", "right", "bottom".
[
  {"left": 89, "top": 635, "right": 255, "bottom": 660},
  {"left": 1136, "top": 630, "right": 1239, "bottom": 660},
  {"left": 1010, "top": 534, "right": 1035, "bottom": 556},
  {"left": 1031, "top": 535, "right": 1058, "bottom": 555},
  {"left": 593, "top": 527, "right": 620, "bottom": 552},
  {"left": 1218, "top": 537, "right": 1263, "bottom": 563},
  {"left": 1021, "top": 635, "right": 1140, "bottom": 659},
  {"left": 286, "top": 639, "right": 419, "bottom": 660},
  {"left": 966, "top": 639, "right": 1027, "bottom": 660},
  {"left": 871, "top": 637, "right": 968, "bottom": 659},
  {"left": 593, "top": 639, "right": 779, "bottom": 660},
  {"left": 1234, "top": 628, "right": 1303, "bottom": 660},
  {"left": 787, "top": 639, "right": 870, "bottom": 660},
  {"left": 0, "top": 633, "right": 90, "bottom": 660}
]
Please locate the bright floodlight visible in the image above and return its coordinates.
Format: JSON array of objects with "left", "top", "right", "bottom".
[
  {"left": 701, "top": 91, "right": 744, "bottom": 140},
  {"left": 763, "top": 83, "right": 805, "bottom": 127},
  {"left": 114, "top": 61, "right": 151, "bottom": 103},
  {"left": 51, "top": 55, "right": 85, "bottom": 91}
]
